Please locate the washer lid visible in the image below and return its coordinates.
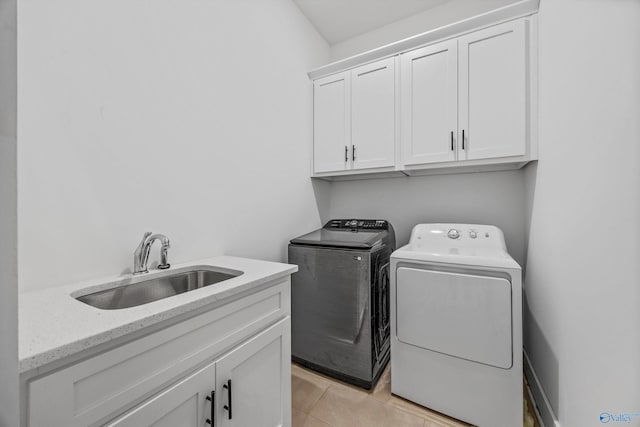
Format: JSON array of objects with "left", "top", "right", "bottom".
[
  {"left": 290, "top": 228, "right": 385, "bottom": 249},
  {"left": 392, "top": 223, "right": 520, "bottom": 270}
]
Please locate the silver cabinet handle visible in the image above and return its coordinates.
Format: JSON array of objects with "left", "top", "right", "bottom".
[
  {"left": 451, "top": 131, "right": 454, "bottom": 151},
  {"left": 462, "top": 129, "right": 465, "bottom": 150},
  {"left": 345, "top": 146, "right": 348, "bottom": 162},
  {"left": 352, "top": 145, "right": 356, "bottom": 162}
]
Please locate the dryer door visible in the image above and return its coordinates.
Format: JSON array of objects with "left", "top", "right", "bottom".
[{"left": 396, "top": 267, "right": 512, "bottom": 369}]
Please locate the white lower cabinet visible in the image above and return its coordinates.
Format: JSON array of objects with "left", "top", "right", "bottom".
[
  {"left": 216, "top": 318, "right": 291, "bottom": 427},
  {"left": 107, "top": 318, "right": 290, "bottom": 427},
  {"left": 26, "top": 281, "right": 291, "bottom": 427},
  {"left": 106, "top": 362, "right": 216, "bottom": 427}
]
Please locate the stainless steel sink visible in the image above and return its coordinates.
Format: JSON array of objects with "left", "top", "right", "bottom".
[{"left": 76, "top": 269, "right": 243, "bottom": 310}]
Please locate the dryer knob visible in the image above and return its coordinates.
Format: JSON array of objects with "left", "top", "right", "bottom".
[{"left": 447, "top": 229, "right": 460, "bottom": 239}]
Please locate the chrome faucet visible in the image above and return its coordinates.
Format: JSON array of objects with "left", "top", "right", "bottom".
[{"left": 133, "top": 232, "right": 171, "bottom": 274}]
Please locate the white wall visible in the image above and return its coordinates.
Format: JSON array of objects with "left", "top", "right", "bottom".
[
  {"left": 0, "top": 0, "right": 18, "bottom": 424},
  {"left": 17, "top": 0, "right": 330, "bottom": 292},
  {"left": 524, "top": 1, "right": 640, "bottom": 426},
  {"left": 326, "top": 171, "right": 527, "bottom": 267},
  {"left": 330, "top": 0, "right": 518, "bottom": 61}
]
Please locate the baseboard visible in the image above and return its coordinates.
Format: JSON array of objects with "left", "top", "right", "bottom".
[{"left": 524, "top": 351, "right": 561, "bottom": 427}]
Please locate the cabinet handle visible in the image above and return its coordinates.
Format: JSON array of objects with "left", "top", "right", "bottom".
[
  {"left": 206, "top": 390, "right": 215, "bottom": 426},
  {"left": 462, "top": 129, "right": 465, "bottom": 150},
  {"left": 345, "top": 146, "right": 348, "bottom": 162},
  {"left": 450, "top": 131, "right": 454, "bottom": 151},
  {"left": 223, "top": 379, "right": 232, "bottom": 420},
  {"left": 352, "top": 145, "right": 356, "bottom": 162}
]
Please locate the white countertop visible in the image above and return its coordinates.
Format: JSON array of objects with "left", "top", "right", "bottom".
[{"left": 19, "top": 256, "right": 297, "bottom": 373}]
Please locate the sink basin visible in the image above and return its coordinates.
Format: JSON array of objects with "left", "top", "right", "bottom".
[{"left": 75, "top": 268, "right": 243, "bottom": 310}]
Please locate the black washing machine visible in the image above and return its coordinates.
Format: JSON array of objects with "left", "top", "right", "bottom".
[{"left": 288, "top": 219, "right": 395, "bottom": 389}]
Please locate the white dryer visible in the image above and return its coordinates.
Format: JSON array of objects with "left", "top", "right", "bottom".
[{"left": 390, "top": 224, "right": 522, "bottom": 427}]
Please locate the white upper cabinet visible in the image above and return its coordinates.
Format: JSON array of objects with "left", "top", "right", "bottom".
[
  {"left": 351, "top": 58, "right": 396, "bottom": 170},
  {"left": 313, "top": 57, "right": 396, "bottom": 176},
  {"left": 313, "top": 71, "right": 351, "bottom": 173},
  {"left": 401, "top": 40, "right": 458, "bottom": 165},
  {"left": 311, "top": 15, "right": 536, "bottom": 179},
  {"left": 458, "top": 19, "right": 527, "bottom": 161}
]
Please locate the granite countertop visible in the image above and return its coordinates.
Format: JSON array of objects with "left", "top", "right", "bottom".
[{"left": 19, "top": 256, "right": 297, "bottom": 374}]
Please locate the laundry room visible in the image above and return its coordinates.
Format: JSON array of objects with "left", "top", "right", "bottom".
[{"left": 1, "top": 1, "right": 639, "bottom": 427}]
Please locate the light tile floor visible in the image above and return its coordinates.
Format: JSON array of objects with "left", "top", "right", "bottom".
[
  {"left": 292, "top": 363, "right": 541, "bottom": 427},
  {"left": 292, "top": 363, "right": 470, "bottom": 427}
]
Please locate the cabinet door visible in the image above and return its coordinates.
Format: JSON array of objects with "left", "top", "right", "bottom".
[
  {"left": 401, "top": 40, "right": 458, "bottom": 165},
  {"left": 313, "top": 72, "right": 351, "bottom": 173},
  {"left": 458, "top": 19, "right": 527, "bottom": 160},
  {"left": 105, "top": 362, "right": 215, "bottom": 427},
  {"left": 216, "top": 318, "right": 291, "bottom": 427},
  {"left": 351, "top": 58, "right": 396, "bottom": 170}
]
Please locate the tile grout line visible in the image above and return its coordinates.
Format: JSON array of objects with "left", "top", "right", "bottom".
[{"left": 308, "top": 386, "right": 333, "bottom": 426}]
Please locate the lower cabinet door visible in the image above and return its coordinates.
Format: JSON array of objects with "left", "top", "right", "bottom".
[
  {"left": 105, "top": 362, "right": 216, "bottom": 427},
  {"left": 216, "top": 318, "right": 291, "bottom": 427}
]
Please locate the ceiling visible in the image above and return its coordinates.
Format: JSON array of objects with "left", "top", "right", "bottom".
[{"left": 293, "top": 0, "right": 455, "bottom": 44}]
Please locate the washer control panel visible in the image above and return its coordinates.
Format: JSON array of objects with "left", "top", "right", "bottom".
[{"left": 326, "top": 219, "right": 389, "bottom": 230}]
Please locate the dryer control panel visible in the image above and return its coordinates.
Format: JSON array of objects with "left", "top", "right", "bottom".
[{"left": 408, "top": 223, "right": 507, "bottom": 251}]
